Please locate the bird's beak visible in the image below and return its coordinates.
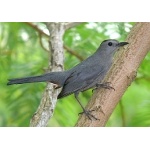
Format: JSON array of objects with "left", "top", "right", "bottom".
[{"left": 117, "top": 42, "right": 129, "bottom": 47}]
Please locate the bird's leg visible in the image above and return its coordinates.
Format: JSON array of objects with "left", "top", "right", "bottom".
[
  {"left": 92, "top": 82, "right": 115, "bottom": 92},
  {"left": 74, "top": 92, "right": 99, "bottom": 120}
]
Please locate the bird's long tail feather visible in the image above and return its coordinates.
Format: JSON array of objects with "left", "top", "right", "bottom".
[{"left": 7, "top": 72, "right": 65, "bottom": 86}]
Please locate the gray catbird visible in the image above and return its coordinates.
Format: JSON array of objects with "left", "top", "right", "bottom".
[{"left": 7, "top": 39, "right": 128, "bottom": 120}]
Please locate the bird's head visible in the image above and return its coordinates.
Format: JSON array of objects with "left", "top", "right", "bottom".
[{"left": 98, "top": 39, "right": 128, "bottom": 55}]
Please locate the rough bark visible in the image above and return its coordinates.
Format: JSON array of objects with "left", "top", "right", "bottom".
[
  {"left": 30, "top": 23, "right": 65, "bottom": 127},
  {"left": 76, "top": 22, "right": 150, "bottom": 127}
]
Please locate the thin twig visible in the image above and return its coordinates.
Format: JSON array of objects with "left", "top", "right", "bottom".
[
  {"left": 65, "top": 22, "right": 84, "bottom": 30},
  {"left": 63, "top": 45, "right": 84, "bottom": 61},
  {"left": 25, "top": 22, "right": 49, "bottom": 37},
  {"left": 39, "top": 34, "right": 49, "bottom": 52}
]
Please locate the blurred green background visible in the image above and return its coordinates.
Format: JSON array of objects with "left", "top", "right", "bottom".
[{"left": 0, "top": 22, "right": 150, "bottom": 127}]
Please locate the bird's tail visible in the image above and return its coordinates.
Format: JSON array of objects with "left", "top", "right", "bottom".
[{"left": 7, "top": 72, "right": 66, "bottom": 86}]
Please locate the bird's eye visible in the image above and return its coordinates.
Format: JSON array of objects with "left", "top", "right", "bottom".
[{"left": 108, "top": 42, "right": 112, "bottom": 46}]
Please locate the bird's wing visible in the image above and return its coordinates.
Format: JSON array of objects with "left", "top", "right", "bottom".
[{"left": 58, "top": 65, "right": 106, "bottom": 98}]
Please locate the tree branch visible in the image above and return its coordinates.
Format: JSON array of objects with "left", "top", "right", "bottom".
[
  {"left": 76, "top": 22, "right": 150, "bottom": 127},
  {"left": 25, "top": 22, "right": 49, "bottom": 37},
  {"left": 39, "top": 34, "right": 49, "bottom": 52},
  {"left": 65, "top": 22, "right": 84, "bottom": 30},
  {"left": 30, "top": 23, "right": 65, "bottom": 127},
  {"left": 63, "top": 45, "right": 84, "bottom": 61},
  {"left": 25, "top": 22, "right": 84, "bottom": 61}
]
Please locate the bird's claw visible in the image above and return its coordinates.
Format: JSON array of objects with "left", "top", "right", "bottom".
[
  {"left": 78, "top": 109, "right": 100, "bottom": 120},
  {"left": 92, "top": 82, "right": 115, "bottom": 92}
]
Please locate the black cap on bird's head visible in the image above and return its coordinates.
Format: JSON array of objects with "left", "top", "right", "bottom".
[
  {"left": 98, "top": 39, "right": 129, "bottom": 55},
  {"left": 101, "top": 39, "right": 128, "bottom": 48}
]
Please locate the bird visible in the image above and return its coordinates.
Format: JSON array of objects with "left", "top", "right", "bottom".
[{"left": 7, "top": 39, "right": 128, "bottom": 120}]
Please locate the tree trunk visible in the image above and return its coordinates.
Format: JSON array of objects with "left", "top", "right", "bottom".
[
  {"left": 76, "top": 22, "right": 150, "bottom": 127},
  {"left": 30, "top": 23, "right": 65, "bottom": 127}
]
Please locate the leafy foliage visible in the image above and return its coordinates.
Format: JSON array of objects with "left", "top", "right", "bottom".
[{"left": 1, "top": 22, "right": 150, "bottom": 127}]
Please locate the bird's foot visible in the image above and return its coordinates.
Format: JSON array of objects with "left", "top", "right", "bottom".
[
  {"left": 78, "top": 109, "right": 100, "bottom": 120},
  {"left": 92, "top": 82, "right": 115, "bottom": 92}
]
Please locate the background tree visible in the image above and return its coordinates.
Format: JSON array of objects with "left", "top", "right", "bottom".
[{"left": 1, "top": 22, "right": 150, "bottom": 127}]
